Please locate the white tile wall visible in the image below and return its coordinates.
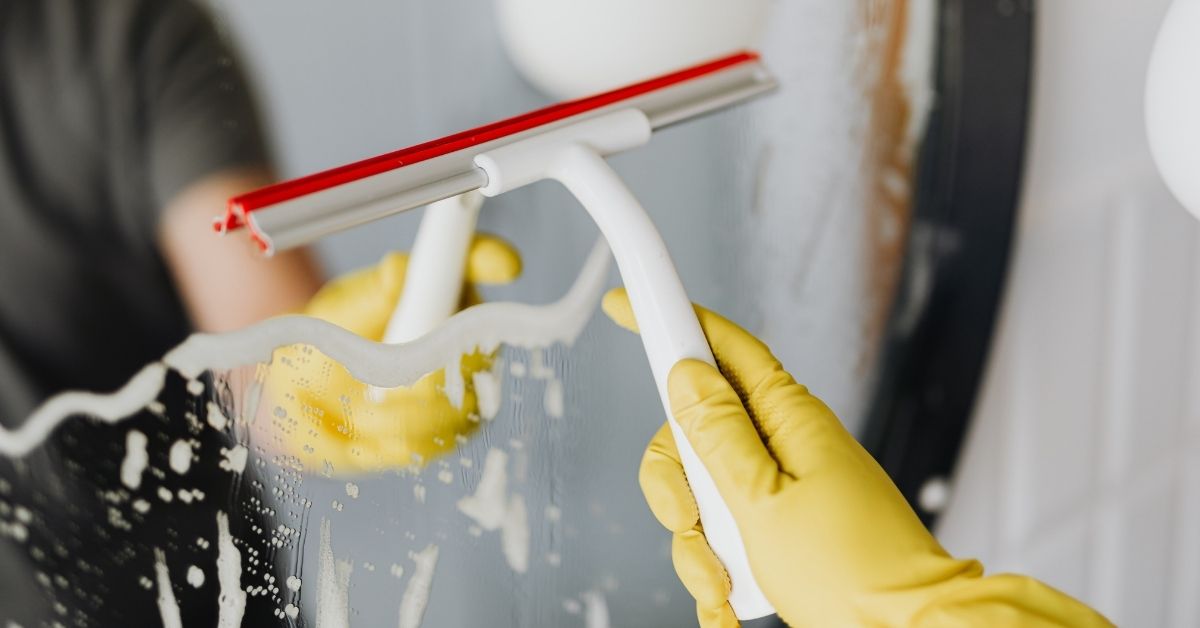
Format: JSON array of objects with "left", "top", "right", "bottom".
[
  {"left": 936, "top": 4, "right": 1200, "bottom": 625},
  {"left": 939, "top": 171, "right": 1200, "bottom": 626}
]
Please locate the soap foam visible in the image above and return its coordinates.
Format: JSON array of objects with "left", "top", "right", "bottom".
[
  {"left": 501, "top": 494, "right": 529, "bottom": 574},
  {"left": 543, "top": 379, "right": 564, "bottom": 419},
  {"left": 442, "top": 354, "right": 465, "bottom": 410},
  {"left": 216, "top": 511, "right": 247, "bottom": 628},
  {"left": 317, "top": 517, "right": 353, "bottom": 628},
  {"left": 398, "top": 544, "right": 440, "bottom": 628},
  {"left": 456, "top": 448, "right": 530, "bottom": 574},
  {"left": 471, "top": 369, "right": 502, "bottom": 421},
  {"left": 1, "top": 241, "right": 609, "bottom": 457},
  {"left": 206, "top": 402, "right": 229, "bottom": 431},
  {"left": 219, "top": 445, "right": 248, "bottom": 474},
  {"left": 168, "top": 440, "right": 192, "bottom": 475},
  {"left": 120, "top": 430, "right": 149, "bottom": 490},
  {"left": 456, "top": 448, "right": 508, "bottom": 531},
  {"left": 187, "top": 565, "right": 205, "bottom": 588},
  {"left": 582, "top": 590, "right": 611, "bottom": 628},
  {"left": 154, "top": 549, "right": 183, "bottom": 628}
]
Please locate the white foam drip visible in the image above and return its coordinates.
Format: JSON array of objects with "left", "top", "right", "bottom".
[
  {"left": 219, "top": 445, "right": 248, "bottom": 474},
  {"left": 455, "top": 447, "right": 530, "bottom": 573},
  {"left": 442, "top": 354, "right": 465, "bottom": 410},
  {"left": 1, "top": 241, "right": 609, "bottom": 457},
  {"left": 120, "top": 430, "right": 149, "bottom": 490},
  {"left": 154, "top": 549, "right": 183, "bottom": 628},
  {"left": 472, "top": 370, "right": 501, "bottom": 421},
  {"left": 398, "top": 544, "right": 440, "bottom": 628},
  {"left": 216, "top": 511, "right": 246, "bottom": 628},
  {"left": 317, "top": 517, "right": 353, "bottom": 628},
  {"left": 207, "top": 402, "right": 229, "bottom": 431},
  {"left": 187, "top": 565, "right": 205, "bottom": 588},
  {"left": 168, "top": 440, "right": 192, "bottom": 475},
  {"left": 501, "top": 494, "right": 529, "bottom": 574},
  {"left": 543, "top": 379, "right": 564, "bottom": 419},
  {"left": 529, "top": 349, "right": 555, "bottom": 380},
  {"left": 582, "top": 590, "right": 611, "bottom": 628},
  {"left": 456, "top": 448, "right": 508, "bottom": 530}
]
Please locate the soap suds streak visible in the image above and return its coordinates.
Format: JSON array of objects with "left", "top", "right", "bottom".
[
  {"left": 582, "top": 590, "right": 611, "bottom": 628},
  {"left": 187, "top": 565, "right": 205, "bottom": 588},
  {"left": 456, "top": 448, "right": 509, "bottom": 530},
  {"left": 154, "top": 549, "right": 183, "bottom": 628},
  {"left": 1, "top": 241, "right": 609, "bottom": 456},
  {"left": 398, "top": 544, "right": 440, "bottom": 628},
  {"left": 472, "top": 368, "right": 502, "bottom": 421},
  {"left": 543, "top": 378, "right": 564, "bottom": 419},
  {"left": 207, "top": 401, "right": 229, "bottom": 430},
  {"left": 216, "top": 511, "right": 247, "bottom": 628},
  {"left": 317, "top": 517, "right": 353, "bottom": 628},
  {"left": 456, "top": 448, "right": 530, "bottom": 573},
  {"left": 168, "top": 439, "right": 192, "bottom": 474},
  {"left": 442, "top": 354, "right": 465, "bottom": 410},
  {"left": 502, "top": 494, "right": 529, "bottom": 574},
  {"left": 219, "top": 445, "right": 248, "bottom": 473},
  {"left": 120, "top": 429, "right": 149, "bottom": 490}
]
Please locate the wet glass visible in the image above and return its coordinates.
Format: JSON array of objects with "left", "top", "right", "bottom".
[{"left": 0, "top": 1, "right": 930, "bottom": 625}]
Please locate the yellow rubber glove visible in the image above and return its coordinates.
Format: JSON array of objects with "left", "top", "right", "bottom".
[
  {"left": 602, "top": 288, "right": 1112, "bottom": 628},
  {"left": 264, "top": 235, "right": 521, "bottom": 476}
]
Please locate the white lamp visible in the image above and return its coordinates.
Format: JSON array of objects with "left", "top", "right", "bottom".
[
  {"left": 1147, "top": 0, "right": 1200, "bottom": 217},
  {"left": 495, "top": 0, "right": 769, "bottom": 99}
]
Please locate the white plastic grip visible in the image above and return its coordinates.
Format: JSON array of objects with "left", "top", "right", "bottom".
[
  {"left": 382, "top": 191, "right": 483, "bottom": 345},
  {"left": 474, "top": 109, "right": 776, "bottom": 620},
  {"left": 370, "top": 192, "right": 482, "bottom": 401}
]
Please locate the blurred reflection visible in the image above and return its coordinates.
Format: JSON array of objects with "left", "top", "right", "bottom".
[{"left": 1, "top": 0, "right": 323, "bottom": 623}]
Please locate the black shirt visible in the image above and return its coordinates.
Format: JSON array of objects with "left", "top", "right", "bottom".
[
  {"left": 0, "top": 1, "right": 277, "bottom": 624},
  {"left": 0, "top": 0, "right": 268, "bottom": 423}
]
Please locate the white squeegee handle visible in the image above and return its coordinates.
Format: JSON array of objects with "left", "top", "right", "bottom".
[
  {"left": 369, "top": 192, "right": 481, "bottom": 401},
  {"left": 474, "top": 109, "right": 777, "bottom": 622},
  {"left": 381, "top": 191, "right": 483, "bottom": 345}
]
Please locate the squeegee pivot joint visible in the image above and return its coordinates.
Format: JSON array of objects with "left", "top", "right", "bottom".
[{"left": 473, "top": 109, "right": 652, "bottom": 197}]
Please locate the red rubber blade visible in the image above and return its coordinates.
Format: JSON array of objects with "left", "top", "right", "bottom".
[{"left": 219, "top": 51, "right": 761, "bottom": 233}]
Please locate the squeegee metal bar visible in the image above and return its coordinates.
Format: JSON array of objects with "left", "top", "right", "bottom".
[{"left": 221, "top": 51, "right": 776, "bottom": 254}]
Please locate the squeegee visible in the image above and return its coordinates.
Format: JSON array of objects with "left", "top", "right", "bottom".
[{"left": 220, "top": 51, "right": 781, "bottom": 624}]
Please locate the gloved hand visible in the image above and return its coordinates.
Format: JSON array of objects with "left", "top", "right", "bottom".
[
  {"left": 602, "top": 288, "right": 1112, "bottom": 628},
  {"left": 264, "top": 235, "right": 521, "bottom": 476}
]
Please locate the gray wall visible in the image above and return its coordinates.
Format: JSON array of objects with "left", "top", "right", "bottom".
[{"left": 936, "top": 1, "right": 1200, "bottom": 625}]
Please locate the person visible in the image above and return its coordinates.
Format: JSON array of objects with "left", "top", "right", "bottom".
[
  {"left": 0, "top": 0, "right": 323, "bottom": 425},
  {"left": 0, "top": 0, "right": 323, "bottom": 622},
  {"left": 601, "top": 289, "right": 1114, "bottom": 627},
  {"left": 0, "top": 0, "right": 485, "bottom": 622},
  {"left": 0, "top": 2, "right": 515, "bottom": 623}
]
